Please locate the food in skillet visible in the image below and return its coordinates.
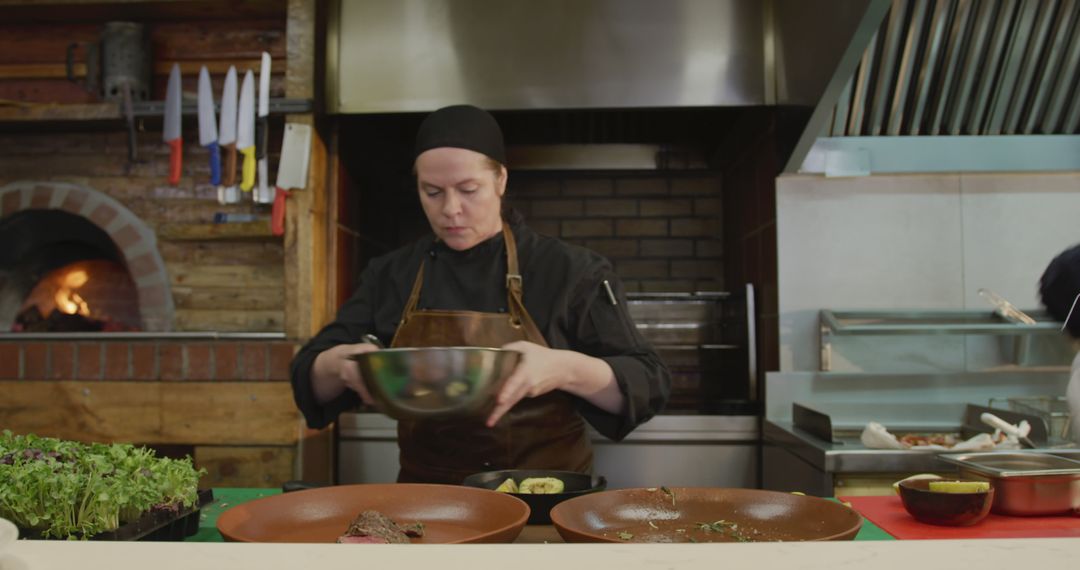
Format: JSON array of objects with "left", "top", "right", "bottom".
[
  {"left": 337, "top": 510, "right": 425, "bottom": 544},
  {"left": 518, "top": 477, "right": 565, "bottom": 494},
  {"left": 492, "top": 476, "right": 565, "bottom": 494}
]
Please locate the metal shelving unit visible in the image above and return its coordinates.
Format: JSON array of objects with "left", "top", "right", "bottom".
[{"left": 819, "top": 309, "right": 1070, "bottom": 371}]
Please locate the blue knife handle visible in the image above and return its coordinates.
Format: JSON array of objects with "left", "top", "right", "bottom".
[{"left": 208, "top": 141, "right": 221, "bottom": 186}]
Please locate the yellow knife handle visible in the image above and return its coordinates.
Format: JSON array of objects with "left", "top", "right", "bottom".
[{"left": 240, "top": 146, "right": 256, "bottom": 191}]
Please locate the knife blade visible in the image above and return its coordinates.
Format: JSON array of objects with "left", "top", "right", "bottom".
[
  {"left": 197, "top": 66, "right": 221, "bottom": 187},
  {"left": 271, "top": 123, "right": 313, "bottom": 236},
  {"left": 163, "top": 63, "right": 182, "bottom": 186},
  {"left": 237, "top": 69, "right": 256, "bottom": 193},
  {"left": 217, "top": 66, "right": 239, "bottom": 204},
  {"left": 255, "top": 51, "right": 272, "bottom": 204}
]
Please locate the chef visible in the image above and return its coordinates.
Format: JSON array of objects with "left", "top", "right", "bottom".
[
  {"left": 291, "top": 105, "right": 671, "bottom": 484},
  {"left": 1039, "top": 243, "right": 1080, "bottom": 444}
]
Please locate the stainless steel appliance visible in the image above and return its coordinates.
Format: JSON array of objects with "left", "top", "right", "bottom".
[{"left": 762, "top": 370, "right": 1076, "bottom": 497}]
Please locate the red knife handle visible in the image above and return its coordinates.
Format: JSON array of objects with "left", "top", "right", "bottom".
[
  {"left": 168, "top": 138, "right": 183, "bottom": 185},
  {"left": 272, "top": 187, "right": 288, "bottom": 236},
  {"left": 223, "top": 143, "right": 237, "bottom": 187}
]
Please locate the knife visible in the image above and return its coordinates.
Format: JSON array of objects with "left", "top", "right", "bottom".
[
  {"left": 272, "top": 123, "right": 313, "bottom": 236},
  {"left": 197, "top": 66, "right": 220, "bottom": 187},
  {"left": 256, "top": 51, "right": 272, "bottom": 204},
  {"left": 163, "top": 63, "right": 182, "bottom": 185},
  {"left": 217, "top": 66, "right": 239, "bottom": 204},
  {"left": 237, "top": 69, "right": 256, "bottom": 193}
]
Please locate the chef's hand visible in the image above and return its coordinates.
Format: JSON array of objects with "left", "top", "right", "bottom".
[
  {"left": 486, "top": 340, "right": 624, "bottom": 427},
  {"left": 311, "top": 342, "right": 379, "bottom": 405}
]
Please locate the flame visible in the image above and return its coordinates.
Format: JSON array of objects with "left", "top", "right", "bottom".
[{"left": 54, "top": 269, "right": 90, "bottom": 316}]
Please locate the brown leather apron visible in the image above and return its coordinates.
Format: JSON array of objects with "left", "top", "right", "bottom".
[{"left": 390, "top": 224, "right": 592, "bottom": 484}]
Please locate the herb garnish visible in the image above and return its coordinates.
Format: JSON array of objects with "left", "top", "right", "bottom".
[{"left": 0, "top": 430, "right": 205, "bottom": 539}]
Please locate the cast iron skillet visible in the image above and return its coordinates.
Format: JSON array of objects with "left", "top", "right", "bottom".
[
  {"left": 550, "top": 487, "right": 862, "bottom": 543},
  {"left": 462, "top": 469, "right": 607, "bottom": 524},
  {"left": 217, "top": 484, "right": 529, "bottom": 543}
]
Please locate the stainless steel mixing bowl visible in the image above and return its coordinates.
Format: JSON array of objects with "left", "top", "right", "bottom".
[{"left": 348, "top": 347, "right": 522, "bottom": 420}]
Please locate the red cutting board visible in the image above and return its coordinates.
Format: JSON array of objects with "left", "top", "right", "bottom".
[{"left": 841, "top": 495, "right": 1080, "bottom": 539}]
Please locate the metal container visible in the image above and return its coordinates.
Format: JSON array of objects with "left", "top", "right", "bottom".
[
  {"left": 1005, "top": 396, "right": 1073, "bottom": 441},
  {"left": 101, "top": 22, "right": 151, "bottom": 102},
  {"left": 349, "top": 347, "right": 520, "bottom": 420},
  {"left": 940, "top": 452, "right": 1080, "bottom": 516}
]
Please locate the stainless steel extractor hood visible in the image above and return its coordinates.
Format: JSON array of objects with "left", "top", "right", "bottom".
[
  {"left": 329, "top": 0, "right": 766, "bottom": 113},
  {"left": 329, "top": 0, "right": 883, "bottom": 115}
]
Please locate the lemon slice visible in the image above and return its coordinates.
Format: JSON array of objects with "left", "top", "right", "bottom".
[
  {"left": 494, "top": 478, "right": 518, "bottom": 493},
  {"left": 928, "top": 481, "right": 990, "bottom": 493},
  {"left": 518, "top": 477, "right": 565, "bottom": 494},
  {"left": 893, "top": 473, "right": 943, "bottom": 494}
]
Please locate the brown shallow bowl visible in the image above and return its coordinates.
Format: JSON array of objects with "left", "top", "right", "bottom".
[
  {"left": 217, "top": 484, "right": 529, "bottom": 543},
  {"left": 897, "top": 479, "right": 994, "bottom": 526},
  {"left": 462, "top": 469, "right": 607, "bottom": 525},
  {"left": 550, "top": 487, "right": 862, "bottom": 543}
]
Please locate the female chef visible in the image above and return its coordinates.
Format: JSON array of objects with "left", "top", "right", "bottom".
[{"left": 291, "top": 105, "right": 671, "bottom": 483}]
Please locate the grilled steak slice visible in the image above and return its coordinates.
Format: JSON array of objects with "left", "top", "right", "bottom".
[{"left": 337, "top": 510, "right": 423, "bottom": 544}]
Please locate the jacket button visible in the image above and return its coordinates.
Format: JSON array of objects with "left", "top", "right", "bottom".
[{"left": 482, "top": 461, "right": 492, "bottom": 467}]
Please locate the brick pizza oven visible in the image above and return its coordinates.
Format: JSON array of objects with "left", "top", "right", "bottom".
[{"left": 0, "top": 180, "right": 174, "bottom": 332}]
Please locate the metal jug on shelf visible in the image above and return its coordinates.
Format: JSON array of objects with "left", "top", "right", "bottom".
[
  {"left": 66, "top": 22, "right": 151, "bottom": 162},
  {"left": 66, "top": 22, "right": 152, "bottom": 103}
]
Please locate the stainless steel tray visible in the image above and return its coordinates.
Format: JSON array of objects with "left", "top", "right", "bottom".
[{"left": 939, "top": 452, "right": 1080, "bottom": 477}]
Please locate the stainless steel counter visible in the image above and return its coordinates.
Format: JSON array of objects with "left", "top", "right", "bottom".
[
  {"left": 763, "top": 418, "right": 1080, "bottom": 496},
  {"left": 338, "top": 413, "right": 760, "bottom": 488},
  {"left": 766, "top": 419, "right": 1080, "bottom": 472}
]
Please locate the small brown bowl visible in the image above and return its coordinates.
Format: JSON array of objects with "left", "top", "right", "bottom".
[{"left": 897, "top": 479, "right": 994, "bottom": 526}]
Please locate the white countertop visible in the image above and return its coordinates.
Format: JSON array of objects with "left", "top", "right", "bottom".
[{"left": 4, "top": 538, "right": 1080, "bottom": 570}]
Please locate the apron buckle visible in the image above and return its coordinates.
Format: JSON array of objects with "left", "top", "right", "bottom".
[{"left": 505, "top": 273, "right": 522, "bottom": 289}]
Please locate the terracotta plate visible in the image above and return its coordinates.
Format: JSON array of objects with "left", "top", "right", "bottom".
[
  {"left": 217, "top": 484, "right": 529, "bottom": 543},
  {"left": 550, "top": 487, "right": 862, "bottom": 543}
]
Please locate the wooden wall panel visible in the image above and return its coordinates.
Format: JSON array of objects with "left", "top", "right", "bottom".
[
  {"left": 195, "top": 445, "right": 296, "bottom": 488},
  {"left": 0, "top": 1, "right": 289, "bottom": 335},
  {"left": 0, "top": 380, "right": 298, "bottom": 445},
  {"left": 173, "top": 309, "right": 284, "bottom": 332}
]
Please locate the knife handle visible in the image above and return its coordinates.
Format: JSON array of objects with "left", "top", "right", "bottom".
[
  {"left": 258, "top": 158, "right": 270, "bottom": 203},
  {"left": 272, "top": 187, "right": 288, "bottom": 236},
  {"left": 168, "top": 138, "right": 183, "bottom": 186},
  {"left": 222, "top": 143, "right": 237, "bottom": 187},
  {"left": 240, "top": 146, "right": 256, "bottom": 191},
  {"left": 207, "top": 141, "right": 221, "bottom": 186},
  {"left": 256, "top": 116, "right": 269, "bottom": 160}
]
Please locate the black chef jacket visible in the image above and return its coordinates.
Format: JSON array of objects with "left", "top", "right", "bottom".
[{"left": 290, "top": 221, "right": 671, "bottom": 441}]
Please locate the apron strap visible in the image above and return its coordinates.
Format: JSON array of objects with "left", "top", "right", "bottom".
[
  {"left": 395, "top": 224, "right": 547, "bottom": 346},
  {"left": 502, "top": 224, "right": 548, "bottom": 346},
  {"left": 399, "top": 260, "right": 426, "bottom": 326},
  {"left": 502, "top": 224, "right": 524, "bottom": 309}
]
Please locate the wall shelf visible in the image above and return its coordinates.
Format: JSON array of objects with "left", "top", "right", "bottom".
[
  {"left": 0, "top": 98, "right": 313, "bottom": 123},
  {"left": 818, "top": 309, "right": 1072, "bottom": 372}
]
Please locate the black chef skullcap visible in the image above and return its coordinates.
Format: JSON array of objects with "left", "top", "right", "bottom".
[
  {"left": 1039, "top": 243, "right": 1080, "bottom": 338},
  {"left": 414, "top": 105, "right": 506, "bottom": 165}
]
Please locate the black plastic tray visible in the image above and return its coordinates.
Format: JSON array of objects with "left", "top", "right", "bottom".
[{"left": 20, "top": 489, "right": 214, "bottom": 541}]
